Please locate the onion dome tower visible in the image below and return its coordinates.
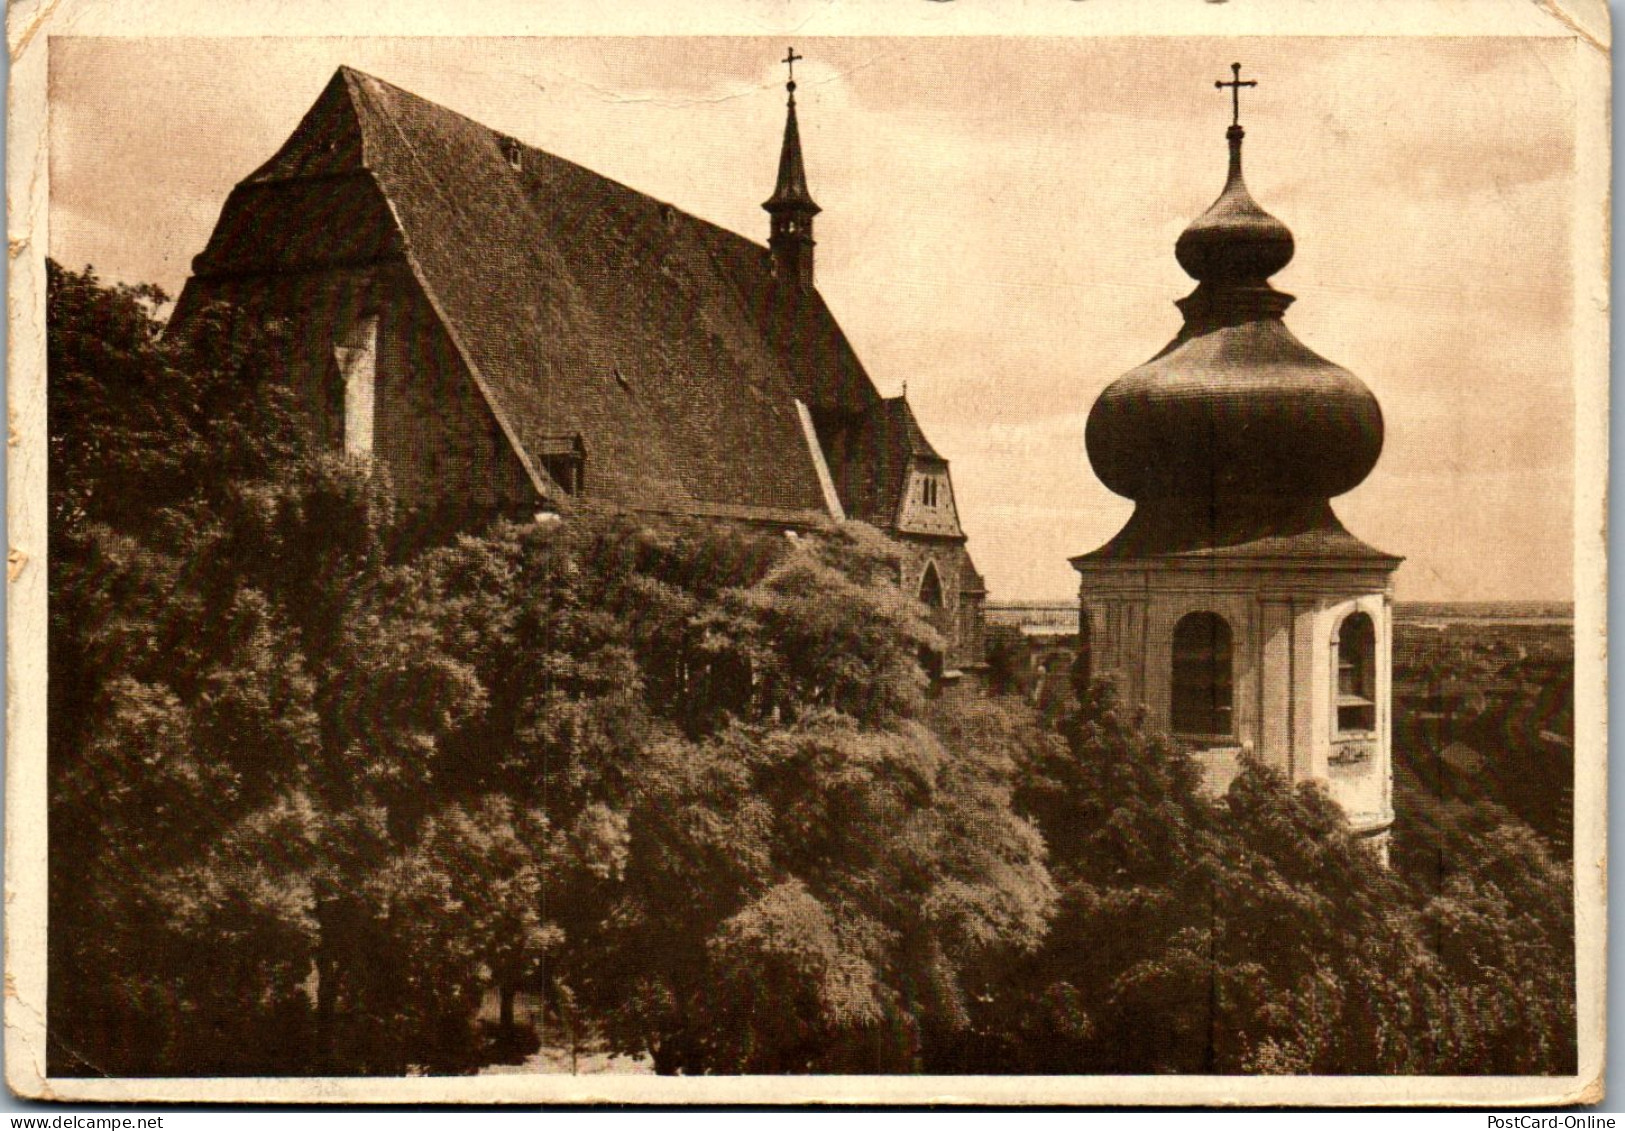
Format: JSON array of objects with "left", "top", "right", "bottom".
[
  {"left": 764, "top": 46, "right": 820, "bottom": 290},
  {"left": 1071, "top": 65, "right": 1402, "bottom": 849}
]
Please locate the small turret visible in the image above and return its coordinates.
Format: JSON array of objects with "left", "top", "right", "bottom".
[{"left": 763, "top": 46, "right": 821, "bottom": 289}]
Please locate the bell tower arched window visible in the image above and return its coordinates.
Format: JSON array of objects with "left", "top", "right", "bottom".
[
  {"left": 1171, "top": 612, "right": 1233, "bottom": 737},
  {"left": 1335, "top": 611, "right": 1377, "bottom": 733}
]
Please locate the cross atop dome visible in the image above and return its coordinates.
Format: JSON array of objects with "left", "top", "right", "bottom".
[
  {"left": 1215, "top": 62, "right": 1256, "bottom": 129},
  {"left": 1173, "top": 62, "right": 1295, "bottom": 321}
]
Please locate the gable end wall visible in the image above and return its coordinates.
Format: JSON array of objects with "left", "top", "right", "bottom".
[{"left": 177, "top": 262, "right": 538, "bottom": 519}]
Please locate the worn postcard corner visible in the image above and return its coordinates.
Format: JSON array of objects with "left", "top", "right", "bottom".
[{"left": 1531, "top": 0, "right": 1612, "bottom": 53}]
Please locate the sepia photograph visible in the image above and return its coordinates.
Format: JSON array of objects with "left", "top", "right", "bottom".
[{"left": 6, "top": 0, "right": 1608, "bottom": 1107}]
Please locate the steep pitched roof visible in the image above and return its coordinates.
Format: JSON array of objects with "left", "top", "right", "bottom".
[
  {"left": 187, "top": 67, "right": 910, "bottom": 525},
  {"left": 884, "top": 396, "right": 944, "bottom": 462},
  {"left": 818, "top": 396, "right": 949, "bottom": 527}
]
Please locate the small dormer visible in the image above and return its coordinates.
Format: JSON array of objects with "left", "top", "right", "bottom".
[
  {"left": 535, "top": 432, "right": 587, "bottom": 497},
  {"left": 897, "top": 461, "right": 963, "bottom": 538}
]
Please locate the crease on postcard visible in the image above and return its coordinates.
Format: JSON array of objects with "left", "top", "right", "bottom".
[{"left": 1531, "top": 0, "right": 1611, "bottom": 53}]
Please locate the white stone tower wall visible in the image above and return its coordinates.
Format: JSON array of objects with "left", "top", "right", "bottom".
[{"left": 1078, "top": 563, "right": 1395, "bottom": 840}]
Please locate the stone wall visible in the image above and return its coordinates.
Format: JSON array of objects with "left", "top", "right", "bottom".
[
  {"left": 894, "top": 536, "right": 986, "bottom": 671},
  {"left": 179, "top": 261, "right": 539, "bottom": 520},
  {"left": 1076, "top": 559, "right": 1396, "bottom": 837}
]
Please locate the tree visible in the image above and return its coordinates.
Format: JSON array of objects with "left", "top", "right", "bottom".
[
  {"left": 48, "top": 262, "right": 489, "bottom": 1075},
  {"left": 393, "top": 517, "right": 1057, "bottom": 1074},
  {"left": 948, "top": 673, "right": 1576, "bottom": 1076}
]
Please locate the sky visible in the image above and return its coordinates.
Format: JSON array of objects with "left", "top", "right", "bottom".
[{"left": 48, "top": 36, "right": 1579, "bottom": 602}]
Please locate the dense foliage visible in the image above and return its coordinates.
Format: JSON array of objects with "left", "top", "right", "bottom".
[
  {"left": 48, "top": 262, "right": 1573, "bottom": 1078},
  {"left": 48, "top": 262, "right": 1055, "bottom": 1075},
  {"left": 924, "top": 675, "right": 1574, "bottom": 1075}
]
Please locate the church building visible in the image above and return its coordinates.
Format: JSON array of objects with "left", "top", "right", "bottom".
[
  {"left": 1073, "top": 67, "right": 1401, "bottom": 846},
  {"left": 173, "top": 58, "right": 987, "bottom": 670}
]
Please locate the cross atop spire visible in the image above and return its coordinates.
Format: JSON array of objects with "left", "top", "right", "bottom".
[
  {"left": 783, "top": 45, "right": 803, "bottom": 94},
  {"left": 1215, "top": 62, "right": 1257, "bottom": 128}
]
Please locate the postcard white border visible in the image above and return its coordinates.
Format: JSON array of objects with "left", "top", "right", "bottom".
[{"left": 5, "top": 0, "right": 1608, "bottom": 1106}]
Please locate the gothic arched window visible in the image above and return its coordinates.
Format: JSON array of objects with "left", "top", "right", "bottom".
[
  {"left": 1171, "top": 611, "right": 1233, "bottom": 737},
  {"left": 1335, "top": 611, "right": 1377, "bottom": 733},
  {"left": 918, "top": 561, "right": 945, "bottom": 609}
]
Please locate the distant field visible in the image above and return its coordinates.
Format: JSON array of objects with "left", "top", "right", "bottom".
[
  {"left": 1396, "top": 601, "right": 1573, "bottom": 624},
  {"left": 988, "top": 601, "right": 1575, "bottom": 629}
]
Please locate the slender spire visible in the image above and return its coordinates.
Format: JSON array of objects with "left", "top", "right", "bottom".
[
  {"left": 765, "top": 46, "right": 818, "bottom": 211},
  {"left": 764, "top": 46, "right": 820, "bottom": 288}
]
